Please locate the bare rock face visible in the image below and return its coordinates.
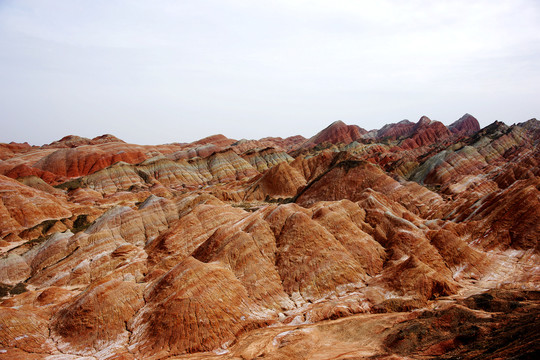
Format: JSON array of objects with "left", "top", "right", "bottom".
[
  {"left": 169, "top": 143, "right": 222, "bottom": 160},
  {"left": 226, "top": 135, "right": 306, "bottom": 154},
  {"left": 32, "top": 145, "right": 147, "bottom": 178},
  {"left": 129, "top": 257, "right": 272, "bottom": 358},
  {"left": 400, "top": 117, "right": 451, "bottom": 149},
  {"left": 90, "top": 134, "right": 126, "bottom": 144},
  {"left": 0, "top": 175, "right": 72, "bottom": 240},
  {"left": 1, "top": 116, "right": 539, "bottom": 359},
  {"left": 0, "top": 141, "right": 32, "bottom": 161},
  {"left": 73, "top": 161, "right": 149, "bottom": 195},
  {"left": 145, "top": 195, "right": 247, "bottom": 271},
  {"left": 52, "top": 278, "right": 144, "bottom": 355},
  {"left": 245, "top": 161, "right": 306, "bottom": 200},
  {"left": 205, "top": 148, "right": 259, "bottom": 183},
  {"left": 265, "top": 206, "right": 367, "bottom": 301},
  {"left": 192, "top": 213, "right": 293, "bottom": 310},
  {"left": 159, "top": 148, "right": 258, "bottom": 186},
  {"left": 372, "top": 254, "right": 457, "bottom": 300},
  {"left": 0, "top": 253, "right": 31, "bottom": 285},
  {"left": 44, "top": 134, "right": 125, "bottom": 149},
  {"left": 467, "top": 177, "right": 540, "bottom": 252},
  {"left": 290, "top": 149, "right": 336, "bottom": 182},
  {"left": 427, "top": 226, "right": 488, "bottom": 281},
  {"left": 0, "top": 138, "right": 185, "bottom": 186},
  {"left": 295, "top": 160, "right": 398, "bottom": 207},
  {"left": 189, "top": 134, "right": 236, "bottom": 148},
  {"left": 300, "top": 120, "right": 367, "bottom": 148},
  {"left": 310, "top": 200, "right": 385, "bottom": 276},
  {"left": 375, "top": 119, "right": 416, "bottom": 140},
  {"left": 0, "top": 307, "right": 57, "bottom": 356},
  {"left": 449, "top": 113, "right": 481, "bottom": 135},
  {"left": 168, "top": 134, "right": 235, "bottom": 161},
  {"left": 2, "top": 164, "right": 61, "bottom": 184},
  {"left": 294, "top": 158, "right": 442, "bottom": 217},
  {"left": 241, "top": 147, "right": 293, "bottom": 172},
  {"left": 53, "top": 149, "right": 261, "bottom": 197},
  {"left": 17, "top": 175, "right": 64, "bottom": 196}
]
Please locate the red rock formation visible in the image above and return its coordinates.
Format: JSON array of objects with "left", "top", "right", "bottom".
[
  {"left": 0, "top": 175, "right": 72, "bottom": 240},
  {"left": 189, "top": 134, "right": 236, "bottom": 148},
  {"left": 229, "top": 135, "right": 307, "bottom": 154},
  {"left": 264, "top": 204, "right": 368, "bottom": 301},
  {"left": 518, "top": 118, "right": 540, "bottom": 144},
  {"left": 129, "top": 257, "right": 272, "bottom": 357},
  {"left": 0, "top": 142, "right": 32, "bottom": 160},
  {"left": 0, "top": 307, "right": 57, "bottom": 356},
  {"left": 168, "top": 143, "right": 222, "bottom": 160},
  {"left": 372, "top": 254, "right": 457, "bottom": 300},
  {"left": 192, "top": 213, "right": 293, "bottom": 310},
  {"left": 17, "top": 176, "right": 64, "bottom": 196},
  {"left": 3, "top": 164, "right": 62, "bottom": 184},
  {"left": 300, "top": 120, "right": 366, "bottom": 149},
  {"left": 294, "top": 158, "right": 443, "bottom": 217},
  {"left": 52, "top": 278, "right": 144, "bottom": 355},
  {"left": 0, "top": 138, "right": 185, "bottom": 185},
  {"left": 467, "top": 177, "right": 540, "bottom": 252},
  {"left": 295, "top": 159, "right": 398, "bottom": 207},
  {"left": 241, "top": 147, "right": 293, "bottom": 172},
  {"left": 145, "top": 195, "right": 246, "bottom": 271},
  {"left": 33, "top": 145, "right": 147, "bottom": 178},
  {"left": 245, "top": 161, "right": 306, "bottom": 200},
  {"left": 1, "top": 117, "right": 539, "bottom": 360},
  {"left": 90, "top": 134, "right": 125, "bottom": 144},
  {"left": 400, "top": 117, "right": 451, "bottom": 149},
  {"left": 448, "top": 113, "right": 481, "bottom": 135},
  {"left": 204, "top": 148, "right": 259, "bottom": 183},
  {"left": 290, "top": 149, "right": 336, "bottom": 182},
  {"left": 310, "top": 200, "right": 386, "bottom": 276},
  {"left": 43, "top": 133, "right": 134, "bottom": 148},
  {"left": 493, "top": 146, "right": 539, "bottom": 188},
  {"left": 375, "top": 119, "right": 416, "bottom": 140},
  {"left": 44, "top": 135, "right": 94, "bottom": 148},
  {"left": 258, "top": 135, "right": 306, "bottom": 152}
]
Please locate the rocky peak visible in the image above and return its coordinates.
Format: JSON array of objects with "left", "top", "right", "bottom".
[
  {"left": 90, "top": 134, "right": 125, "bottom": 144},
  {"left": 518, "top": 118, "right": 540, "bottom": 131},
  {"left": 45, "top": 135, "right": 91, "bottom": 148},
  {"left": 376, "top": 120, "right": 416, "bottom": 140},
  {"left": 416, "top": 116, "right": 432, "bottom": 127},
  {"left": 448, "top": 113, "right": 480, "bottom": 135},
  {"left": 191, "top": 134, "right": 236, "bottom": 147},
  {"left": 301, "top": 120, "right": 367, "bottom": 148}
]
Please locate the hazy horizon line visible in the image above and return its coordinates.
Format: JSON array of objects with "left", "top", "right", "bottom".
[{"left": 3, "top": 113, "right": 536, "bottom": 147}]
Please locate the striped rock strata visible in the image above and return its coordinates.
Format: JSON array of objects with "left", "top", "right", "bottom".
[{"left": 0, "top": 115, "right": 538, "bottom": 359}]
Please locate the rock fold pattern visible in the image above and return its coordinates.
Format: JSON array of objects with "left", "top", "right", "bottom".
[{"left": 0, "top": 115, "right": 538, "bottom": 359}]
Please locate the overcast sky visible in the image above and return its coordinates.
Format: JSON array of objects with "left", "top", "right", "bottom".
[{"left": 1, "top": 0, "right": 539, "bottom": 145}]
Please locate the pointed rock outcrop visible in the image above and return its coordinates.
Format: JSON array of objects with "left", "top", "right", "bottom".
[
  {"left": 301, "top": 120, "right": 367, "bottom": 149},
  {"left": 448, "top": 113, "right": 480, "bottom": 135}
]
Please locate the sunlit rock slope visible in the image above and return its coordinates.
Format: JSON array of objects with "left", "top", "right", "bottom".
[{"left": 0, "top": 114, "right": 538, "bottom": 359}]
